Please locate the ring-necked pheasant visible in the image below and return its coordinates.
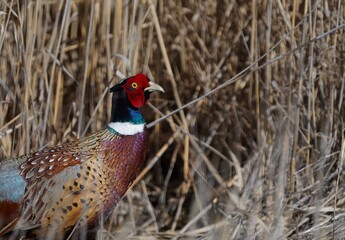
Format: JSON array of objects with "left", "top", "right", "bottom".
[{"left": 0, "top": 73, "right": 164, "bottom": 239}]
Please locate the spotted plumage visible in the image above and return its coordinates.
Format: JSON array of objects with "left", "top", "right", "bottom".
[{"left": 0, "top": 73, "right": 164, "bottom": 239}]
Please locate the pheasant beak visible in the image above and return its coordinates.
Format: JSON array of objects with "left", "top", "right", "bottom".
[{"left": 144, "top": 81, "right": 165, "bottom": 93}]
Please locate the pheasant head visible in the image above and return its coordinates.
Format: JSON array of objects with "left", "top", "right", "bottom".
[{"left": 111, "top": 73, "right": 164, "bottom": 108}]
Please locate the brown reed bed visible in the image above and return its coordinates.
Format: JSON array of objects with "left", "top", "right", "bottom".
[{"left": 1, "top": 0, "right": 345, "bottom": 239}]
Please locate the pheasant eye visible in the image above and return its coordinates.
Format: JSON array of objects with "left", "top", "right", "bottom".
[{"left": 131, "top": 82, "right": 138, "bottom": 89}]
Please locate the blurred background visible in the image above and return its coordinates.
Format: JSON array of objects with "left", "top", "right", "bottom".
[{"left": 0, "top": 0, "right": 345, "bottom": 239}]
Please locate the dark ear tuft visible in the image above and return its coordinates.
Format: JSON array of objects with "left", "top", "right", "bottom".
[
  {"left": 110, "top": 77, "right": 130, "bottom": 92},
  {"left": 110, "top": 85, "right": 120, "bottom": 92}
]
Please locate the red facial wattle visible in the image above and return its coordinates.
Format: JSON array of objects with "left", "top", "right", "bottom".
[
  {"left": 126, "top": 91, "right": 145, "bottom": 108},
  {"left": 123, "top": 74, "right": 150, "bottom": 108}
]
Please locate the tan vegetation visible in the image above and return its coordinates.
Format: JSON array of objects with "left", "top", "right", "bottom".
[{"left": 0, "top": 0, "right": 345, "bottom": 239}]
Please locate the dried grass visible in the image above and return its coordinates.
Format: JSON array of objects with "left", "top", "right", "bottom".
[{"left": 1, "top": 0, "right": 345, "bottom": 239}]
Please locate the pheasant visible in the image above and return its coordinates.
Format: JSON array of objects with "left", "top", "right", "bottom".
[{"left": 0, "top": 73, "right": 164, "bottom": 239}]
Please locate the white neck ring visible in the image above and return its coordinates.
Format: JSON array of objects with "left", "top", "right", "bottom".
[{"left": 108, "top": 122, "right": 145, "bottom": 135}]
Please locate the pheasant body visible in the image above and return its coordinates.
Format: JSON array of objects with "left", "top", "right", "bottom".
[
  {"left": 0, "top": 73, "right": 164, "bottom": 239},
  {"left": 15, "top": 128, "right": 148, "bottom": 238}
]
